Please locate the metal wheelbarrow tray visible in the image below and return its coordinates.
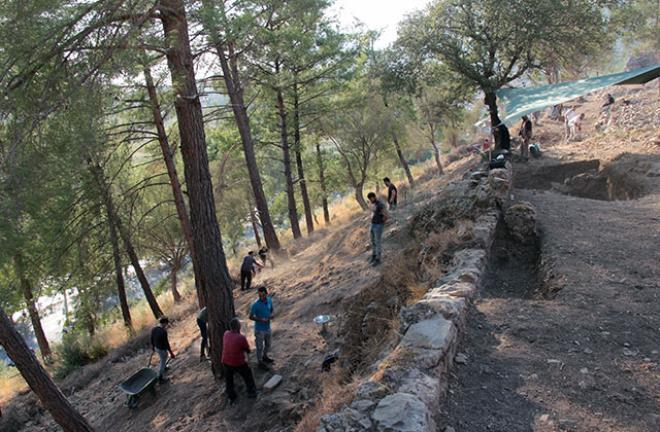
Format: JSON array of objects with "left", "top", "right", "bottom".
[{"left": 118, "top": 368, "right": 158, "bottom": 408}]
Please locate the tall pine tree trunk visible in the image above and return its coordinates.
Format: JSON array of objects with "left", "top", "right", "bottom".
[
  {"left": 293, "top": 80, "right": 314, "bottom": 235},
  {"left": 13, "top": 254, "right": 51, "bottom": 360},
  {"left": 392, "top": 132, "right": 414, "bottom": 187},
  {"left": 105, "top": 210, "right": 132, "bottom": 330},
  {"left": 315, "top": 141, "right": 331, "bottom": 225},
  {"left": 89, "top": 162, "right": 163, "bottom": 319},
  {"left": 200, "top": 0, "right": 280, "bottom": 251},
  {"left": 276, "top": 85, "right": 302, "bottom": 239},
  {"left": 144, "top": 65, "right": 205, "bottom": 308},
  {"left": 0, "top": 306, "right": 94, "bottom": 432},
  {"left": 159, "top": 0, "right": 235, "bottom": 376}
]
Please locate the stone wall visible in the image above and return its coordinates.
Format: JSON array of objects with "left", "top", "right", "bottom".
[{"left": 318, "top": 165, "right": 512, "bottom": 432}]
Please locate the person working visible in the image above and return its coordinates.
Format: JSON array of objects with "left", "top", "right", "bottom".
[
  {"left": 249, "top": 286, "right": 274, "bottom": 370},
  {"left": 221, "top": 317, "right": 257, "bottom": 404},
  {"left": 383, "top": 177, "right": 398, "bottom": 210},
  {"left": 367, "top": 192, "right": 388, "bottom": 266},
  {"left": 258, "top": 246, "right": 274, "bottom": 268},
  {"left": 197, "top": 307, "right": 208, "bottom": 361},
  {"left": 150, "top": 317, "right": 175, "bottom": 382},
  {"left": 564, "top": 108, "right": 585, "bottom": 141},
  {"left": 494, "top": 123, "right": 511, "bottom": 150},
  {"left": 518, "top": 115, "right": 533, "bottom": 160},
  {"left": 240, "top": 251, "right": 262, "bottom": 291}
]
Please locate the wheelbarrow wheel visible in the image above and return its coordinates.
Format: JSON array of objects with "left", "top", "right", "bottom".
[{"left": 127, "top": 395, "right": 138, "bottom": 409}]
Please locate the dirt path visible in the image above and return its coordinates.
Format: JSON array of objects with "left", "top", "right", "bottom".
[{"left": 439, "top": 88, "right": 660, "bottom": 432}]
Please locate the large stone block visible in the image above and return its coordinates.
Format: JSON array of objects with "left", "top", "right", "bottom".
[
  {"left": 396, "top": 369, "right": 442, "bottom": 409},
  {"left": 436, "top": 265, "right": 481, "bottom": 286},
  {"left": 400, "top": 295, "right": 466, "bottom": 332},
  {"left": 451, "top": 248, "right": 487, "bottom": 269},
  {"left": 371, "top": 393, "right": 436, "bottom": 432},
  {"left": 400, "top": 318, "right": 456, "bottom": 352},
  {"left": 318, "top": 407, "right": 373, "bottom": 432},
  {"left": 432, "top": 282, "right": 477, "bottom": 299},
  {"left": 473, "top": 210, "right": 500, "bottom": 249}
]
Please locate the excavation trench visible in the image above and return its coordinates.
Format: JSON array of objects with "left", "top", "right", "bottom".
[
  {"left": 483, "top": 219, "right": 543, "bottom": 299},
  {"left": 515, "top": 159, "right": 650, "bottom": 201}
]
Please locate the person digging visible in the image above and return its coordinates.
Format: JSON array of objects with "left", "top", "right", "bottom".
[{"left": 249, "top": 286, "right": 274, "bottom": 371}]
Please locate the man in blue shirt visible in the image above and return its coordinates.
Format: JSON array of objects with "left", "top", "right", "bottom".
[{"left": 249, "top": 286, "right": 274, "bottom": 370}]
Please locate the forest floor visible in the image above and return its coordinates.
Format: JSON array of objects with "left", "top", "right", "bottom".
[
  {"left": 2, "top": 149, "right": 479, "bottom": 431},
  {"left": 438, "top": 85, "right": 660, "bottom": 432}
]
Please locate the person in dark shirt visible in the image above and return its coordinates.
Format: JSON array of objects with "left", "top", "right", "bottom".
[
  {"left": 367, "top": 192, "right": 388, "bottom": 266},
  {"left": 383, "top": 177, "right": 398, "bottom": 210},
  {"left": 240, "top": 251, "right": 262, "bottom": 291},
  {"left": 495, "top": 123, "right": 511, "bottom": 151},
  {"left": 150, "top": 317, "right": 175, "bottom": 381},
  {"left": 258, "top": 246, "right": 274, "bottom": 269},
  {"left": 197, "top": 307, "right": 208, "bottom": 361},
  {"left": 222, "top": 318, "right": 257, "bottom": 403},
  {"left": 602, "top": 93, "right": 615, "bottom": 108}
]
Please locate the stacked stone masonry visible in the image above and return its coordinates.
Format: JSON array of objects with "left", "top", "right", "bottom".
[{"left": 318, "top": 164, "right": 512, "bottom": 432}]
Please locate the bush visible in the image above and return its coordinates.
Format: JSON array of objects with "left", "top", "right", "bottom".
[
  {"left": 54, "top": 333, "right": 107, "bottom": 379},
  {"left": 55, "top": 333, "right": 91, "bottom": 378},
  {"left": 88, "top": 339, "right": 108, "bottom": 361}
]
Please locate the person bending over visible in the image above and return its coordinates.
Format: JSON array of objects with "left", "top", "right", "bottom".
[{"left": 240, "top": 251, "right": 262, "bottom": 291}]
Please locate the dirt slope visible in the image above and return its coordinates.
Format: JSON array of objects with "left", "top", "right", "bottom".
[
  {"left": 439, "top": 85, "right": 660, "bottom": 432},
  {"left": 3, "top": 157, "right": 477, "bottom": 432}
]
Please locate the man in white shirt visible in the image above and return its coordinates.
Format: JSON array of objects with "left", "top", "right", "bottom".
[{"left": 564, "top": 108, "right": 584, "bottom": 141}]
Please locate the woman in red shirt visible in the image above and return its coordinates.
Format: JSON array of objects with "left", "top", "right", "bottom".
[{"left": 222, "top": 318, "right": 257, "bottom": 403}]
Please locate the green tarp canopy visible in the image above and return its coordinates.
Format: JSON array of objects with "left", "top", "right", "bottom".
[{"left": 494, "top": 63, "right": 660, "bottom": 126}]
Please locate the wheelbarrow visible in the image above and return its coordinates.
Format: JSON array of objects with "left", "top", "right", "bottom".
[
  {"left": 118, "top": 353, "right": 165, "bottom": 409},
  {"left": 118, "top": 367, "right": 158, "bottom": 408}
]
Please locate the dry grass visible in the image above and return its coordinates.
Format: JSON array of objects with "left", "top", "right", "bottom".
[
  {"left": 293, "top": 369, "right": 361, "bottom": 432},
  {"left": 0, "top": 368, "right": 27, "bottom": 405},
  {"left": 100, "top": 272, "right": 196, "bottom": 351},
  {"left": 0, "top": 271, "right": 198, "bottom": 404},
  {"left": 416, "top": 222, "right": 472, "bottom": 285}
]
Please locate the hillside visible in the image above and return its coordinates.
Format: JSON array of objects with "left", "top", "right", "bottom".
[
  {"left": 1, "top": 154, "right": 479, "bottom": 431},
  {"left": 2, "top": 83, "right": 658, "bottom": 432}
]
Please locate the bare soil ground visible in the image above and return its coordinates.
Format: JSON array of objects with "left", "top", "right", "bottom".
[
  {"left": 439, "top": 85, "right": 660, "bottom": 432},
  {"left": 2, "top": 157, "right": 479, "bottom": 432}
]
